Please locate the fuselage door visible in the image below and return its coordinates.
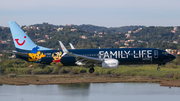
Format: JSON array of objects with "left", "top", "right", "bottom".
[{"left": 154, "top": 50, "right": 158, "bottom": 58}]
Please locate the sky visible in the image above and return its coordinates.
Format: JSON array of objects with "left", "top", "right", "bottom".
[{"left": 1, "top": 0, "right": 180, "bottom": 27}]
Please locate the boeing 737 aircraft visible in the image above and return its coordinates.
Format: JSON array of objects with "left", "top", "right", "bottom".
[{"left": 8, "top": 21, "right": 176, "bottom": 73}]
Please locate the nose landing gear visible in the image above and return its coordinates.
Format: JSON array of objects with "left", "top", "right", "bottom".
[
  {"left": 157, "top": 67, "right": 160, "bottom": 71},
  {"left": 157, "top": 63, "right": 166, "bottom": 71}
]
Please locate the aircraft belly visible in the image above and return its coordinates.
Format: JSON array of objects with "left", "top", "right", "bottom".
[{"left": 61, "top": 57, "right": 76, "bottom": 66}]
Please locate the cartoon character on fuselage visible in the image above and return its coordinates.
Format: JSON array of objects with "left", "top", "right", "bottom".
[{"left": 51, "top": 51, "right": 63, "bottom": 66}]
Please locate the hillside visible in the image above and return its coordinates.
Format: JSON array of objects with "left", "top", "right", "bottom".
[{"left": 0, "top": 23, "right": 179, "bottom": 51}]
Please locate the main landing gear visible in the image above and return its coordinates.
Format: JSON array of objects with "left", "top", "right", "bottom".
[
  {"left": 89, "top": 65, "right": 95, "bottom": 73},
  {"left": 157, "top": 66, "right": 160, "bottom": 71}
]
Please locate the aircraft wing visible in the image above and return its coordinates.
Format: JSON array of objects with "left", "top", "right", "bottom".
[
  {"left": 59, "top": 41, "right": 103, "bottom": 66},
  {"left": 74, "top": 53, "right": 103, "bottom": 63}
]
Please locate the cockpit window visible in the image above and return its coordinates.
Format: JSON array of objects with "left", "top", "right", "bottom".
[{"left": 162, "top": 51, "right": 168, "bottom": 54}]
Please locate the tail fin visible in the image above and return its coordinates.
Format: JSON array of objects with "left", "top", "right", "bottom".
[{"left": 8, "top": 21, "right": 50, "bottom": 52}]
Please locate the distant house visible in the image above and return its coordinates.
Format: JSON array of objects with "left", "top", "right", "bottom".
[
  {"left": 71, "top": 29, "right": 77, "bottom": 31},
  {"left": 99, "top": 32, "right": 103, "bottom": 35},
  {"left": 23, "top": 26, "right": 28, "bottom": 30},
  {"left": 45, "top": 35, "right": 49, "bottom": 39},
  {"left": 171, "top": 50, "right": 178, "bottom": 55},
  {"left": 120, "top": 40, "right": 125, "bottom": 43},
  {"left": 37, "top": 40, "right": 46, "bottom": 43},
  {"left": 165, "top": 49, "right": 172, "bottom": 53},
  {"left": 36, "top": 27, "right": 40, "bottom": 30},
  {"left": 127, "top": 40, "right": 134, "bottom": 42},
  {"left": 35, "top": 33, "right": 40, "bottom": 36},
  {"left": 166, "top": 49, "right": 177, "bottom": 55},
  {"left": 7, "top": 39, "right": 11, "bottom": 42},
  {"left": 138, "top": 40, "right": 143, "bottom": 43},
  {"left": 171, "top": 30, "right": 176, "bottom": 33},
  {"left": 30, "top": 26, "right": 36, "bottom": 29},
  {"left": 115, "top": 42, "right": 119, "bottom": 45},
  {"left": 174, "top": 27, "right": 179, "bottom": 31},
  {"left": 57, "top": 27, "right": 63, "bottom": 31},
  {"left": 0, "top": 40, "right": 6, "bottom": 44},
  {"left": 173, "top": 41, "right": 178, "bottom": 44},
  {"left": 125, "top": 33, "right": 130, "bottom": 38},
  {"left": 81, "top": 35, "right": 87, "bottom": 39},
  {"left": 128, "top": 31, "right": 132, "bottom": 34},
  {"left": 65, "top": 24, "right": 74, "bottom": 26},
  {"left": 120, "top": 46, "right": 127, "bottom": 48},
  {"left": 177, "top": 50, "right": 180, "bottom": 55},
  {"left": 124, "top": 43, "right": 129, "bottom": 46},
  {"left": 126, "top": 35, "right": 130, "bottom": 38},
  {"left": 133, "top": 30, "right": 139, "bottom": 33}
]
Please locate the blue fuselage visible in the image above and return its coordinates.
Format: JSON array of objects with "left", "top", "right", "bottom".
[{"left": 16, "top": 47, "right": 175, "bottom": 66}]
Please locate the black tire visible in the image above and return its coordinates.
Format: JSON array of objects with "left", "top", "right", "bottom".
[
  {"left": 89, "top": 68, "right": 95, "bottom": 73},
  {"left": 157, "top": 67, "right": 160, "bottom": 71}
]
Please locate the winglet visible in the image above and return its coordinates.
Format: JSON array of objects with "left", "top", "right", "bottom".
[
  {"left": 69, "top": 43, "right": 75, "bottom": 49},
  {"left": 59, "top": 41, "right": 68, "bottom": 53}
]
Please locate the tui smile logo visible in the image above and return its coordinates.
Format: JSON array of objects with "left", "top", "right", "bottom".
[{"left": 15, "top": 36, "right": 26, "bottom": 46}]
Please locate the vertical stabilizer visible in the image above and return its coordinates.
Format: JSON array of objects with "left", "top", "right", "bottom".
[{"left": 9, "top": 21, "right": 50, "bottom": 52}]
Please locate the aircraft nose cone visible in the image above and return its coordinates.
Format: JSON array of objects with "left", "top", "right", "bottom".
[{"left": 169, "top": 55, "right": 176, "bottom": 61}]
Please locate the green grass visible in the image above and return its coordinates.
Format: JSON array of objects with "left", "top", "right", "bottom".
[
  {"left": 3, "top": 64, "right": 180, "bottom": 78},
  {"left": 94, "top": 65, "right": 180, "bottom": 77}
]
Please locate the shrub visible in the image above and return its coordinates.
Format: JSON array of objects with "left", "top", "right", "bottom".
[
  {"left": 164, "top": 73, "right": 174, "bottom": 78},
  {"left": 165, "top": 63, "right": 177, "bottom": 68},
  {"left": 106, "top": 70, "right": 112, "bottom": 74},
  {"left": 78, "top": 69, "right": 87, "bottom": 73},
  {"left": 173, "top": 73, "right": 180, "bottom": 80},
  {"left": 92, "top": 72, "right": 99, "bottom": 76},
  {"left": 17, "top": 68, "right": 33, "bottom": 74},
  {"left": 59, "top": 67, "right": 71, "bottom": 74},
  {"left": 26, "top": 68, "right": 33, "bottom": 74},
  {"left": 17, "top": 68, "right": 26, "bottom": 74},
  {"left": 7, "top": 73, "right": 16, "bottom": 77},
  {"left": 31, "top": 68, "right": 43, "bottom": 74},
  {"left": 5, "top": 68, "right": 17, "bottom": 73},
  {"left": 43, "top": 66, "right": 52, "bottom": 74},
  {"left": 52, "top": 66, "right": 60, "bottom": 74},
  {"left": 70, "top": 70, "right": 79, "bottom": 74}
]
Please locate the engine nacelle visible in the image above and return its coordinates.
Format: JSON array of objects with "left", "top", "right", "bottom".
[
  {"left": 101, "top": 59, "right": 119, "bottom": 68},
  {"left": 75, "top": 61, "right": 85, "bottom": 66}
]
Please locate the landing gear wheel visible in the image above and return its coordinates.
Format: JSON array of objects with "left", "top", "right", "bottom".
[
  {"left": 89, "top": 68, "right": 95, "bottom": 73},
  {"left": 157, "top": 67, "right": 160, "bottom": 71}
]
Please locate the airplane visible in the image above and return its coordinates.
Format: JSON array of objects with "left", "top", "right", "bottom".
[{"left": 8, "top": 21, "right": 176, "bottom": 73}]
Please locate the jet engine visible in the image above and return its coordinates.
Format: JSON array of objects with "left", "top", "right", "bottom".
[{"left": 101, "top": 59, "right": 119, "bottom": 68}]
